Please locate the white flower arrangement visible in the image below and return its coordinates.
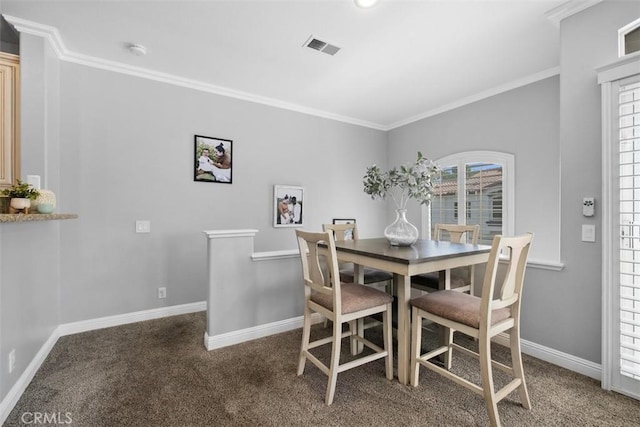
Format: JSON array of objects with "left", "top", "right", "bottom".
[{"left": 363, "top": 152, "right": 440, "bottom": 209}]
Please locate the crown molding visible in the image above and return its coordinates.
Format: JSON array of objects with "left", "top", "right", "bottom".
[
  {"left": 544, "top": 0, "right": 602, "bottom": 27},
  {"left": 387, "top": 66, "right": 561, "bottom": 130},
  {"left": 2, "top": 14, "right": 564, "bottom": 133},
  {"left": 2, "top": 14, "right": 386, "bottom": 131}
]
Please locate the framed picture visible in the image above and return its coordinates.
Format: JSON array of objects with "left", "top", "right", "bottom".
[
  {"left": 194, "top": 135, "right": 233, "bottom": 183},
  {"left": 274, "top": 185, "right": 304, "bottom": 227},
  {"left": 332, "top": 218, "right": 356, "bottom": 240},
  {"left": 332, "top": 218, "right": 356, "bottom": 225}
]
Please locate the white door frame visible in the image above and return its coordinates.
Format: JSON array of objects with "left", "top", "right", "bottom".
[{"left": 598, "top": 53, "right": 640, "bottom": 398}]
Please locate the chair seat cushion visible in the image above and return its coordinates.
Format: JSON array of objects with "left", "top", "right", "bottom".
[
  {"left": 339, "top": 267, "right": 393, "bottom": 284},
  {"left": 410, "top": 290, "right": 511, "bottom": 328},
  {"left": 411, "top": 269, "right": 469, "bottom": 291},
  {"left": 311, "top": 283, "right": 394, "bottom": 314}
]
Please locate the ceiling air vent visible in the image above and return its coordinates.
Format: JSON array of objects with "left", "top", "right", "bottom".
[{"left": 303, "top": 36, "right": 341, "bottom": 56}]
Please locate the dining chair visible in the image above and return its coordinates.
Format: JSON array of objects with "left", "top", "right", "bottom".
[
  {"left": 322, "top": 222, "right": 393, "bottom": 291},
  {"left": 323, "top": 222, "right": 394, "bottom": 335},
  {"left": 409, "top": 233, "right": 533, "bottom": 427},
  {"left": 295, "top": 229, "right": 394, "bottom": 405},
  {"left": 411, "top": 223, "right": 480, "bottom": 295}
]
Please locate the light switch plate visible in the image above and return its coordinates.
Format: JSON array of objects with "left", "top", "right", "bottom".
[
  {"left": 582, "top": 224, "right": 595, "bottom": 242},
  {"left": 26, "top": 175, "right": 41, "bottom": 191},
  {"left": 135, "top": 220, "right": 151, "bottom": 233}
]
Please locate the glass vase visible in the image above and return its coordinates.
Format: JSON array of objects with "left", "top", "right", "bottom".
[{"left": 384, "top": 208, "right": 419, "bottom": 246}]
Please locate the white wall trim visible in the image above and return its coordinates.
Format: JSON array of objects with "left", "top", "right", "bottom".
[
  {"left": 251, "top": 249, "right": 300, "bottom": 261},
  {"left": 2, "top": 14, "right": 564, "bottom": 133},
  {"left": 600, "top": 79, "right": 614, "bottom": 391},
  {"left": 544, "top": 0, "right": 602, "bottom": 27},
  {"left": 525, "top": 258, "right": 565, "bottom": 271},
  {"left": 596, "top": 51, "right": 640, "bottom": 84},
  {"left": 493, "top": 334, "right": 601, "bottom": 381},
  {"left": 522, "top": 338, "right": 601, "bottom": 380},
  {"left": 57, "top": 301, "right": 206, "bottom": 336},
  {"left": 0, "top": 329, "right": 60, "bottom": 426},
  {"left": 204, "top": 313, "right": 322, "bottom": 351},
  {"left": 598, "top": 57, "right": 640, "bottom": 393},
  {"left": 387, "top": 67, "right": 560, "bottom": 130},
  {"left": 203, "top": 229, "right": 259, "bottom": 240},
  {"left": 1, "top": 15, "right": 385, "bottom": 131}
]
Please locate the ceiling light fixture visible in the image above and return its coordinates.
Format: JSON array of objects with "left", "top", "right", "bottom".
[
  {"left": 127, "top": 43, "right": 147, "bottom": 56},
  {"left": 354, "top": 0, "right": 378, "bottom": 8}
]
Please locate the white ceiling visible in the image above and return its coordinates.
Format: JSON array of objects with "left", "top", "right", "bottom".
[{"left": 2, "top": 0, "right": 571, "bottom": 130}]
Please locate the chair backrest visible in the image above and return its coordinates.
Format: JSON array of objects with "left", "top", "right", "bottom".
[
  {"left": 433, "top": 224, "right": 481, "bottom": 291},
  {"left": 323, "top": 222, "right": 359, "bottom": 242},
  {"left": 480, "top": 233, "right": 533, "bottom": 326},
  {"left": 295, "top": 229, "right": 342, "bottom": 313},
  {"left": 433, "top": 223, "right": 480, "bottom": 244}
]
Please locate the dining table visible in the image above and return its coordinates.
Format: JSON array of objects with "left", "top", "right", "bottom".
[{"left": 333, "top": 237, "right": 492, "bottom": 385}]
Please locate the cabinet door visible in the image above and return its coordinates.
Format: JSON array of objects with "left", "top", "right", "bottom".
[{"left": 0, "top": 52, "right": 19, "bottom": 189}]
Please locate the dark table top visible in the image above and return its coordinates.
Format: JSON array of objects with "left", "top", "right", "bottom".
[{"left": 334, "top": 238, "right": 492, "bottom": 265}]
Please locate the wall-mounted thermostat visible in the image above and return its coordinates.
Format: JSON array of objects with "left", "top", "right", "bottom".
[{"left": 583, "top": 197, "right": 595, "bottom": 217}]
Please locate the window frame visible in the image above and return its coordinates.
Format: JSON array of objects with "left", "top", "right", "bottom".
[
  {"left": 421, "top": 150, "right": 514, "bottom": 241},
  {"left": 619, "top": 17, "right": 640, "bottom": 57}
]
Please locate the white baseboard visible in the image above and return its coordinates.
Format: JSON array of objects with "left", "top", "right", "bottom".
[
  {"left": 0, "top": 329, "right": 60, "bottom": 426},
  {"left": 204, "top": 313, "right": 323, "bottom": 350},
  {"left": 57, "top": 301, "right": 207, "bottom": 336},
  {"left": 0, "top": 301, "right": 207, "bottom": 425},
  {"left": 493, "top": 333, "right": 601, "bottom": 380}
]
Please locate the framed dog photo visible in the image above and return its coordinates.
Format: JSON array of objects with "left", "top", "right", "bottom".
[
  {"left": 194, "top": 135, "right": 233, "bottom": 183},
  {"left": 274, "top": 185, "right": 304, "bottom": 227}
]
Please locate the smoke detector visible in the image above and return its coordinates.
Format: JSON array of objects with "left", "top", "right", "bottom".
[
  {"left": 354, "top": 0, "right": 379, "bottom": 8},
  {"left": 127, "top": 43, "right": 147, "bottom": 56}
]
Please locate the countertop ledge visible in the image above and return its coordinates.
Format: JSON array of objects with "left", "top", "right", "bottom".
[{"left": 0, "top": 213, "right": 78, "bottom": 223}]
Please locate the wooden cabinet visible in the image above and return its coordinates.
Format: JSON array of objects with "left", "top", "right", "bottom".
[{"left": 0, "top": 52, "right": 19, "bottom": 190}]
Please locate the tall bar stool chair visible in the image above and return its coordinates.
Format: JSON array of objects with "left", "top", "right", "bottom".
[
  {"left": 411, "top": 223, "right": 480, "bottom": 295},
  {"left": 295, "top": 229, "right": 393, "bottom": 405},
  {"left": 409, "top": 233, "right": 533, "bottom": 427}
]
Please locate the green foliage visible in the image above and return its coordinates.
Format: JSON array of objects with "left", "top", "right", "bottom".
[
  {"left": 2, "top": 180, "right": 40, "bottom": 200},
  {"left": 363, "top": 152, "right": 440, "bottom": 208}
]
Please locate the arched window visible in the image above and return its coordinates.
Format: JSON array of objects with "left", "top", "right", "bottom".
[{"left": 421, "top": 151, "right": 514, "bottom": 245}]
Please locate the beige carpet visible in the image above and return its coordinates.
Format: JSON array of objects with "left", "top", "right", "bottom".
[{"left": 4, "top": 311, "right": 639, "bottom": 426}]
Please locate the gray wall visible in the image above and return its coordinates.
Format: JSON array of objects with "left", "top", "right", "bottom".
[
  {"left": 55, "top": 63, "right": 388, "bottom": 323},
  {"left": 0, "top": 38, "right": 388, "bottom": 403},
  {"left": 0, "top": 34, "right": 61, "bottom": 403},
  {"left": 387, "top": 0, "right": 640, "bottom": 364},
  {"left": 388, "top": 73, "right": 566, "bottom": 352},
  {"left": 387, "top": 76, "right": 561, "bottom": 264},
  {"left": 554, "top": 0, "right": 640, "bottom": 363}
]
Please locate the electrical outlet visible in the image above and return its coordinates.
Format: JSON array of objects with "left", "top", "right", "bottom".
[
  {"left": 158, "top": 287, "right": 166, "bottom": 299},
  {"left": 9, "top": 349, "right": 15, "bottom": 373}
]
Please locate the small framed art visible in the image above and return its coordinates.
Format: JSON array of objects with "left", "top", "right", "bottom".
[
  {"left": 194, "top": 135, "right": 233, "bottom": 183},
  {"left": 332, "top": 218, "right": 356, "bottom": 240},
  {"left": 274, "top": 185, "right": 304, "bottom": 227}
]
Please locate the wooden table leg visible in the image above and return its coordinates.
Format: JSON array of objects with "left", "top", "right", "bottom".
[
  {"left": 439, "top": 269, "right": 453, "bottom": 368},
  {"left": 395, "top": 273, "right": 411, "bottom": 385},
  {"left": 351, "top": 264, "right": 365, "bottom": 355}
]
